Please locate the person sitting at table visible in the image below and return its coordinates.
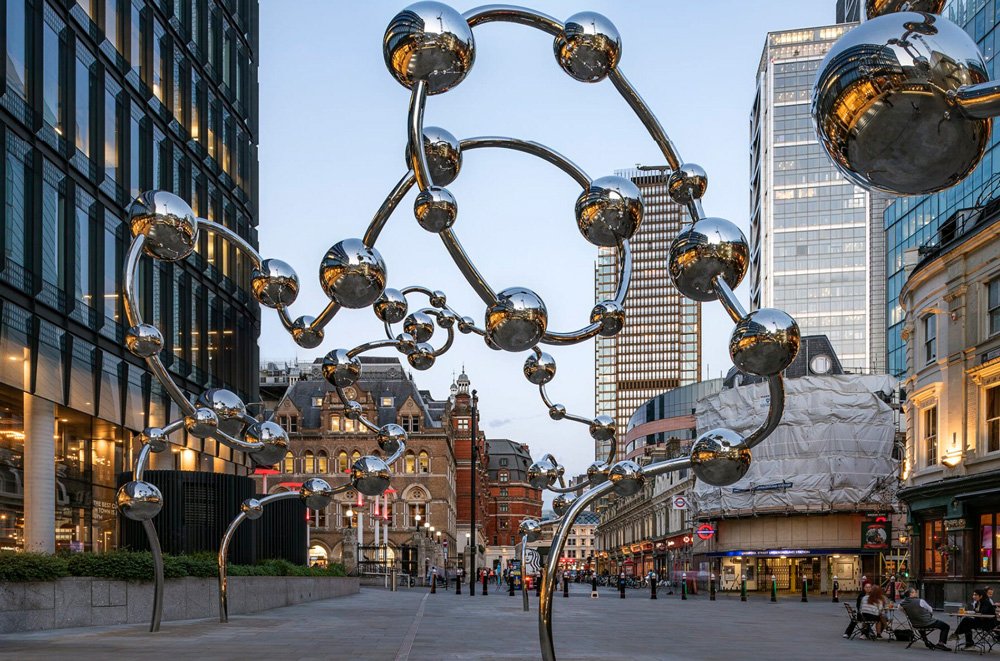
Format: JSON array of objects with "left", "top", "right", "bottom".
[
  {"left": 900, "top": 587, "right": 951, "bottom": 651},
  {"left": 861, "top": 585, "right": 889, "bottom": 637},
  {"left": 845, "top": 581, "right": 873, "bottom": 638},
  {"left": 954, "top": 590, "right": 997, "bottom": 650}
]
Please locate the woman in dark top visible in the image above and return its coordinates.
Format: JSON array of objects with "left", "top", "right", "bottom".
[{"left": 954, "top": 589, "right": 996, "bottom": 649}]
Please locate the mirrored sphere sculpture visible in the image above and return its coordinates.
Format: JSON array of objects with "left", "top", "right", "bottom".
[
  {"left": 405, "top": 126, "right": 462, "bottom": 186},
  {"left": 383, "top": 1, "right": 475, "bottom": 94},
  {"left": 245, "top": 421, "right": 290, "bottom": 467},
  {"left": 126, "top": 324, "right": 164, "bottom": 358},
  {"left": 485, "top": 287, "right": 548, "bottom": 352},
  {"left": 575, "top": 175, "right": 643, "bottom": 247},
  {"left": 128, "top": 190, "right": 198, "bottom": 261},
  {"left": 519, "top": 519, "right": 542, "bottom": 543},
  {"left": 690, "top": 428, "right": 752, "bottom": 487},
  {"left": 319, "top": 239, "right": 388, "bottom": 309},
  {"left": 241, "top": 498, "right": 264, "bottom": 520},
  {"left": 116, "top": 481, "right": 163, "bottom": 521},
  {"left": 251, "top": 258, "right": 299, "bottom": 309},
  {"left": 554, "top": 12, "right": 622, "bottom": 82},
  {"left": 608, "top": 460, "right": 645, "bottom": 496},
  {"left": 730, "top": 308, "right": 801, "bottom": 377}
]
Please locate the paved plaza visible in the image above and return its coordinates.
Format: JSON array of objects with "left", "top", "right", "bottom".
[{"left": 0, "top": 583, "right": 974, "bottom": 660}]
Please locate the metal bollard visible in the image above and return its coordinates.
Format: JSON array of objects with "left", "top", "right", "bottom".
[
  {"left": 801, "top": 575, "right": 808, "bottom": 602},
  {"left": 509, "top": 575, "right": 515, "bottom": 596},
  {"left": 682, "top": 573, "right": 688, "bottom": 600},
  {"left": 483, "top": 573, "right": 488, "bottom": 596},
  {"left": 456, "top": 571, "right": 462, "bottom": 595},
  {"left": 619, "top": 575, "right": 626, "bottom": 599},
  {"left": 563, "top": 575, "right": 569, "bottom": 598},
  {"left": 431, "top": 569, "right": 437, "bottom": 594},
  {"left": 741, "top": 574, "right": 747, "bottom": 602},
  {"left": 710, "top": 573, "right": 716, "bottom": 601},
  {"left": 832, "top": 575, "right": 838, "bottom": 603},
  {"left": 651, "top": 577, "right": 657, "bottom": 600},
  {"left": 771, "top": 574, "right": 777, "bottom": 602},
  {"left": 391, "top": 568, "right": 397, "bottom": 592},
  {"left": 536, "top": 572, "right": 542, "bottom": 598},
  {"left": 889, "top": 575, "right": 896, "bottom": 602}
]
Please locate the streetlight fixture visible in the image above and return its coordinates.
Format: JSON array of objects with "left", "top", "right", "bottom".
[
  {"left": 424, "top": 521, "right": 430, "bottom": 538},
  {"left": 415, "top": 513, "right": 421, "bottom": 529}
]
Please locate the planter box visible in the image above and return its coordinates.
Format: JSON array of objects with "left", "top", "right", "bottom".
[{"left": 0, "top": 576, "right": 359, "bottom": 634}]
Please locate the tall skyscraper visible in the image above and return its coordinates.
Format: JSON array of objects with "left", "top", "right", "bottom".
[
  {"left": 594, "top": 168, "right": 699, "bottom": 463},
  {"left": 750, "top": 20, "right": 890, "bottom": 373},
  {"left": 1, "top": 0, "right": 259, "bottom": 553}
]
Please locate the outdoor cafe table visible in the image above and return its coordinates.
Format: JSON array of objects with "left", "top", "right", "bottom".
[{"left": 947, "top": 612, "right": 996, "bottom": 653}]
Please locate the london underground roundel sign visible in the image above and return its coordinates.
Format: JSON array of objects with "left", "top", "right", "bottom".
[{"left": 696, "top": 524, "right": 716, "bottom": 540}]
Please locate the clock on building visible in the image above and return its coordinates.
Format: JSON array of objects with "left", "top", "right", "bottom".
[
  {"left": 344, "top": 387, "right": 358, "bottom": 400},
  {"left": 810, "top": 354, "right": 832, "bottom": 375}
]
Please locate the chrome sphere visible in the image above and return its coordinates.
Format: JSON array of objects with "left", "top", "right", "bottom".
[
  {"left": 395, "top": 332, "right": 418, "bottom": 355},
  {"left": 407, "top": 342, "right": 436, "bottom": 370},
  {"left": 403, "top": 311, "right": 435, "bottom": 343},
  {"left": 812, "top": 12, "right": 990, "bottom": 195},
  {"left": 116, "top": 480, "right": 163, "bottom": 521},
  {"left": 586, "top": 461, "right": 610, "bottom": 486},
  {"left": 383, "top": 2, "right": 475, "bottom": 95},
  {"left": 319, "top": 239, "right": 387, "bottom": 309},
  {"left": 185, "top": 407, "right": 219, "bottom": 439},
  {"left": 667, "top": 163, "right": 708, "bottom": 206},
  {"left": 575, "top": 175, "right": 643, "bottom": 247},
  {"left": 554, "top": 12, "right": 621, "bottom": 83},
  {"left": 125, "top": 324, "right": 164, "bottom": 358},
  {"left": 548, "top": 404, "right": 566, "bottom": 421},
  {"left": 435, "top": 309, "right": 456, "bottom": 329},
  {"left": 865, "top": 0, "right": 946, "bottom": 19},
  {"left": 246, "top": 421, "right": 290, "bottom": 467},
  {"left": 730, "top": 308, "right": 801, "bottom": 377},
  {"left": 374, "top": 288, "right": 409, "bottom": 324},
  {"left": 251, "top": 259, "right": 299, "bottom": 309},
  {"left": 589, "top": 415, "right": 616, "bottom": 442},
  {"left": 377, "top": 423, "right": 407, "bottom": 456},
  {"left": 485, "top": 287, "right": 548, "bottom": 352},
  {"left": 668, "top": 217, "right": 749, "bottom": 302},
  {"left": 552, "top": 493, "right": 577, "bottom": 517},
  {"left": 690, "top": 428, "right": 752, "bottom": 487},
  {"left": 429, "top": 290, "right": 447, "bottom": 309},
  {"left": 140, "top": 427, "right": 169, "bottom": 453},
  {"left": 291, "top": 316, "right": 324, "bottom": 349},
  {"left": 127, "top": 190, "right": 198, "bottom": 261},
  {"left": 609, "top": 460, "right": 645, "bottom": 496},
  {"left": 241, "top": 498, "right": 264, "bottom": 520},
  {"left": 590, "top": 300, "right": 625, "bottom": 337},
  {"left": 527, "top": 459, "right": 558, "bottom": 490},
  {"left": 351, "top": 455, "right": 392, "bottom": 496},
  {"left": 523, "top": 351, "right": 557, "bottom": 385},
  {"left": 196, "top": 389, "right": 247, "bottom": 438},
  {"left": 344, "top": 401, "right": 364, "bottom": 420},
  {"left": 414, "top": 186, "right": 458, "bottom": 233},
  {"left": 519, "top": 519, "right": 541, "bottom": 543},
  {"left": 299, "top": 478, "right": 333, "bottom": 510},
  {"left": 322, "top": 348, "right": 362, "bottom": 388},
  {"left": 457, "top": 316, "right": 476, "bottom": 334},
  {"left": 405, "top": 127, "right": 462, "bottom": 186}
]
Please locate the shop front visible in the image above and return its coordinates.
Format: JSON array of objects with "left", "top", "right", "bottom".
[{"left": 710, "top": 549, "right": 869, "bottom": 593}]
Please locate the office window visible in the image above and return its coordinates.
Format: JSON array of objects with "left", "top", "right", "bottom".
[
  {"left": 336, "top": 450, "right": 348, "bottom": 473},
  {"left": 351, "top": 450, "right": 360, "bottom": 467},
  {"left": 75, "top": 52, "right": 93, "bottom": 157},
  {"left": 282, "top": 452, "right": 293, "bottom": 473},
  {"left": 316, "top": 451, "right": 328, "bottom": 474},
  {"left": 989, "top": 279, "right": 1000, "bottom": 337},
  {"left": 104, "top": 85, "right": 119, "bottom": 182},
  {"left": 43, "top": 19, "right": 64, "bottom": 134},
  {"left": 129, "top": 3, "right": 140, "bottom": 75},
  {"left": 499, "top": 503, "right": 508, "bottom": 513},
  {"left": 303, "top": 450, "right": 314, "bottom": 473},
  {"left": 6, "top": 0, "right": 27, "bottom": 98},
  {"left": 41, "top": 169, "right": 66, "bottom": 291},
  {"left": 310, "top": 508, "right": 327, "bottom": 529},
  {"left": 5, "top": 134, "right": 28, "bottom": 271},
  {"left": 924, "top": 405, "right": 938, "bottom": 466},
  {"left": 105, "top": 0, "right": 121, "bottom": 52},
  {"left": 329, "top": 416, "right": 340, "bottom": 432},
  {"left": 405, "top": 451, "right": 415, "bottom": 473},
  {"left": 988, "top": 386, "right": 1000, "bottom": 454},
  {"left": 75, "top": 199, "right": 92, "bottom": 307},
  {"left": 129, "top": 110, "right": 142, "bottom": 200},
  {"left": 418, "top": 450, "right": 428, "bottom": 473},
  {"left": 924, "top": 315, "right": 937, "bottom": 364},
  {"left": 103, "top": 222, "right": 119, "bottom": 324}
]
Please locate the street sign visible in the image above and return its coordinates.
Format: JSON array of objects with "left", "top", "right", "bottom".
[
  {"left": 671, "top": 496, "right": 688, "bottom": 510},
  {"left": 696, "top": 524, "right": 716, "bottom": 540}
]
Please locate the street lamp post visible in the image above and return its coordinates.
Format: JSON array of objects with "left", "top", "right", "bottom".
[{"left": 470, "top": 388, "right": 479, "bottom": 596}]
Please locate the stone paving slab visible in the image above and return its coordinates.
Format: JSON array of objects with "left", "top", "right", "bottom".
[{"left": 0, "top": 583, "right": 973, "bottom": 659}]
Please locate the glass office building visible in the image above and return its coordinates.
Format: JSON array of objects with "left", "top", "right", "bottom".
[
  {"left": 885, "top": 0, "right": 1000, "bottom": 378},
  {"left": 594, "top": 169, "right": 699, "bottom": 463},
  {"left": 1, "top": 0, "right": 259, "bottom": 553}
]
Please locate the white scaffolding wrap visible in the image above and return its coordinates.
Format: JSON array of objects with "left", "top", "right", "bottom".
[{"left": 692, "top": 375, "right": 898, "bottom": 516}]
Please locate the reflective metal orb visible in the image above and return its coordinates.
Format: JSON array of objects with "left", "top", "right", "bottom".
[
  {"left": 414, "top": 186, "right": 458, "bottom": 233},
  {"left": 185, "top": 407, "right": 219, "bottom": 439},
  {"left": 519, "top": 519, "right": 541, "bottom": 543},
  {"left": 351, "top": 455, "right": 392, "bottom": 496},
  {"left": 140, "top": 427, "right": 169, "bottom": 453},
  {"left": 407, "top": 342, "right": 436, "bottom": 370},
  {"left": 586, "top": 460, "right": 610, "bottom": 486},
  {"left": 395, "top": 332, "right": 418, "bottom": 355},
  {"left": 403, "top": 311, "right": 435, "bottom": 343},
  {"left": 383, "top": 1, "right": 476, "bottom": 95},
  {"left": 299, "top": 478, "right": 333, "bottom": 510},
  {"left": 344, "top": 401, "right": 364, "bottom": 420},
  {"left": 319, "top": 239, "right": 387, "bottom": 309},
  {"left": 668, "top": 217, "right": 749, "bottom": 301},
  {"left": 667, "top": 163, "right": 708, "bottom": 206},
  {"left": 812, "top": 12, "right": 990, "bottom": 195},
  {"left": 405, "top": 127, "right": 462, "bottom": 186},
  {"left": 590, "top": 300, "right": 625, "bottom": 337},
  {"left": 322, "top": 348, "right": 362, "bottom": 388},
  {"left": 196, "top": 389, "right": 247, "bottom": 438},
  {"left": 429, "top": 290, "right": 447, "bottom": 309},
  {"left": 241, "top": 498, "right": 264, "bottom": 520},
  {"left": 552, "top": 493, "right": 577, "bottom": 517},
  {"left": 251, "top": 258, "right": 299, "bottom": 309},
  {"left": 126, "top": 324, "right": 164, "bottom": 358},
  {"left": 730, "top": 308, "right": 801, "bottom": 377},
  {"left": 554, "top": 12, "right": 621, "bottom": 83},
  {"left": 245, "top": 421, "right": 290, "bottom": 466},
  {"left": 127, "top": 190, "right": 199, "bottom": 261},
  {"left": 589, "top": 415, "right": 616, "bottom": 442},
  {"left": 527, "top": 459, "right": 559, "bottom": 490},
  {"left": 116, "top": 480, "right": 163, "bottom": 521},
  {"left": 377, "top": 423, "right": 407, "bottom": 456},
  {"left": 291, "top": 316, "right": 324, "bottom": 349},
  {"left": 374, "top": 288, "right": 409, "bottom": 324},
  {"left": 690, "top": 428, "right": 752, "bottom": 487},
  {"left": 485, "top": 287, "right": 548, "bottom": 352},
  {"left": 435, "top": 309, "right": 456, "bottom": 328},
  {"left": 458, "top": 316, "right": 476, "bottom": 334},
  {"left": 865, "top": 0, "right": 946, "bottom": 19},
  {"left": 609, "top": 460, "right": 645, "bottom": 496},
  {"left": 575, "top": 175, "right": 643, "bottom": 247},
  {"left": 548, "top": 404, "right": 566, "bottom": 421},
  {"left": 523, "top": 351, "right": 557, "bottom": 385}
]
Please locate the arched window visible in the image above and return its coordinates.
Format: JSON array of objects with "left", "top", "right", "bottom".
[
  {"left": 351, "top": 450, "right": 361, "bottom": 466},
  {"left": 405, "top": 450, "right": 416, "bottom": 473},
  {"left": 337, "top": 451, "right": 348, "bottom": 474},
  {"left": 304, "top": 450, "right": 315, "bottom": 473},
  {"left": 283, "top": 452, "right": 294, "bottom": 473},
  {"left": 418, "top": 450, "right": 429, "bottom": 473},
  {"left": 316, "top": 451, "right": 328, "bottom": 474}
]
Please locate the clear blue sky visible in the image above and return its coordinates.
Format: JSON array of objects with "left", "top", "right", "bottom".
[{"left": 257, "top": 1, "right": 836, "bottom": 494}]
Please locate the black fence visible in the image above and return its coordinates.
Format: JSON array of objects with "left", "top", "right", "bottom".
[{"left": 358, "top": 543, "right": 394, "bottom": 575}]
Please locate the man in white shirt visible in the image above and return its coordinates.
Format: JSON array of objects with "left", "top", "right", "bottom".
[{"left": 900, "top": 587, "right": 950, "bottom": 650}]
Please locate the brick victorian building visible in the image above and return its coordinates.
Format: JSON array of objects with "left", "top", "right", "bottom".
[
  {"left": 484, "top": 439, "right": 543, "bottom": 571},
  {"left": 452, "top": 370, "right": 490, "bottom": 574}
]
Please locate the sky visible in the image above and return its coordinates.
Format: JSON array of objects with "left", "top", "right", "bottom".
[{"left": 256, "top": 1, "right": 836, "bottom": 498}]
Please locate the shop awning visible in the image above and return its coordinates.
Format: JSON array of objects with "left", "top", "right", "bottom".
[{"left": 706, "top": 547, "right": 875, "bottom": 558}]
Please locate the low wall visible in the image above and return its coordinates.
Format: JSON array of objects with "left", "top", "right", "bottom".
[{"left": 0, "top": 576, "right": 359, "bottom": 634}]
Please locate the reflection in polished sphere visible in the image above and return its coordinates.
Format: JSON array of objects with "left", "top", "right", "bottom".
[
  {"left": 128, "top": 190, "right": 198, "bottom": 261},
  {"left": 519, "top": 519, "right": 541, "bottom": 543},
  {"left": 251, "top": 259, "right": 299, "bottom": 309},
  {"left": 377, "top": 423, "right": 407, "bottom": 456},
  {"left": 319, "top": 239, "right": 387, "bottom": 309},
  {"left": 553, "top": 493, "right": 577, "bottom": 517},
  {"left": 589, "top": 415, "right": 615, "bottom": 442},
  {"left": 586, "top": 461, "right": 610, "bottom": 486},
  {"left": 299, "top": 478, "right": 333, "bottom": 510},
  {"left": 403, "top": 311, "right": 435, "bottom": 343},
  {"left": 241, "top": 498, "right": 264, "bottom": 520},
  {"left": 344, "top": 401, "right": 364, "bottom": 421},
  {"left": 690, "top": 428, "right": 751, "bottom": 487},
  {"left": 196, "top": 389, "right": 247, "bottom": 438},
  {"left": 812, "top": 12, "right": 990, "bottom": 195},
  {"left": 291, "top": 316, "right": 324, "bottom": 349},
  {"left": 590, "top": 300, "right": 625, "bottom": 337},
  {"left": 116, "top": 480, "right": 163, "bottom": 521},
  {"left": 140, "top": 427, "right": 169, "bottom": 453},
  {"left": 548, "top": 404, "right": 566, "bottom": 420},
  {"left": 352, "top": 455, "right": 392, "bottom": 496},
  {"left": 554, "top": 12, "right": 621, "bottom": 83},
  {"left": 457, "top": 316, "right": 476, "bottom": 334},
  {"left": 435, "top": 309, "right": 456, "bottom": 328},
  {"left": 395, "top": 332, "right": 418, "bottom": 355},
  {"left": 126, "top": 324, "right": 164, "bottom": 358},
  {"left": 668, "top": 217, "right": 749, "bottom": 301},
  {"left": 429, "top": 290, "right": 447, "bottom": 309},
  {"left": 730, "top": 308, "right": 801, "bottom": 377},
  {"left": 375, "top": 288, "right": 409, "bottom": 324},
  {"left": 667, "top": 163, "right": 708, "bottom": 206},
  {"left": 485, "top": 287, "right": 548, "bottom": 352},
  {"left": 609, "top": 460, "right": 645, "bottom": 496},
  {"left": 575, "top": 176, "right": 643, "bottom": 247},
  {"left": 406, "top": 127, "right": 462, "bottom": 186},
  {"left": 523, "top": 351, "right": 557, "bottom": 385},
  {"left": 865, "top": 0, "right": 946, "bottom": 19},
  {"left": 245, "top": 421, "right": 290, "bottom": 466},
  {"left": 185, "top": 407, "right": 219, "bottom": 439},
  {"left": 414, "top": 186, "right": 458, "bottom": 233},
  {"left": 528, "top": 459, "right": 559, "bottom": 490},
  {"left": 408, "top": 342, "right": 436, "bottom": 370},
  {"left": 322, "top": 349, "right": 362, "bottom": 388},
  {"left": 383, "top": 2, "right": 476, "bottom": 95}
]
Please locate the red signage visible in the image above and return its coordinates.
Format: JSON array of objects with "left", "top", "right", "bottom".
[{"left": 696, "top": 524, "right": 716, "bottom": 540}]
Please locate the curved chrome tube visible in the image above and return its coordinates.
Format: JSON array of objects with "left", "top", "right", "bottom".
[
  {"left": 613, "top": 241, "right": 632, "bottom": 306},
  {"left": 310, "top": 301, "right": 342, "bottom": 332},
  {"left": 461, "top": 136, "right": 590, "bottom": 188},
  {"left": 521, "top": 537, "right": 530, "bottom": 612},
  {"left": 347, "top": 339, "right": 402, "bottom": 359},
  {"left": 712, "top": 276, "right": 746, "bottom": 323},
  {"left": 142, "top": 519, "right": 164, "bottom": 632},
  {"left": 333, "top": 385, "right": 380, "bottom": 434},
  {"left": 363, "top": 171, "right": 417, "bottom": 248},
  {"left": 955, "top": 81, "right": 1000, "bottom": 119},
  {"left": 537, "top": 384, "right": 592, "bottom": 426},
  {"left": 198, "top": 219, "right": 262, "bottom": 267},
  {"left": 540, "top": 324, "right": 601, "bottom": 346},
  {"left": 431, "top": 324, "right": 456, "bottom": 357},
  {"left": 607, "top": 69, "right": 682, "bottom": 172},
  {"left": 463, "top": 4, "right": 563, "bottom": 35},
  {"left": 408, "top": 80, "right": 432, "bottom": 191},
  {"left": 745, "top": 376, "right": 785, "bottom": 449},
  {"left": 439, "top": 229, "right": 499, "bottom": 306}
]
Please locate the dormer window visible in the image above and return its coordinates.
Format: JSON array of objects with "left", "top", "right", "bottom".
[
  {"left": 499, "top": 458, "right": 508, "bottom": 467},
  {"left": 381, "top": 396, "right": 394, "bottom": 407},
  {"left": 312, "top": 396, "right": 323, "bottom": 407}
]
